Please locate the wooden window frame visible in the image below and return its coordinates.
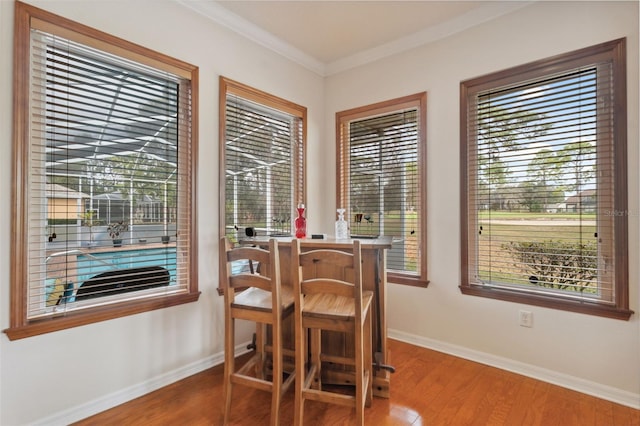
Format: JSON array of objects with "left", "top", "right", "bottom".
[
  {"left": 5, "top": 1, "right": 200, "bottom": 340},
  {"left": 218, "top": 76, "right": 307, "bottom": 275},
  {"left": 460, "top": 39, "right": 632, "bottom": 320},
  {"left": 336, "top": 93, "right": 428, "bottom": 287}
]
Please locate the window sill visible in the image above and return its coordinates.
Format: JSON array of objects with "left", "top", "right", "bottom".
[
  {"left": 460, "top": 285, "right": 633, "bottom": 321},
  {"left": 388, "top": 272, "right": 429, "bottom": 288},
  {"left": 4, "top": 292, "right": 200, "bottom": 341}
]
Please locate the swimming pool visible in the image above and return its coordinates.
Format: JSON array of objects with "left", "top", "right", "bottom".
[{"left": 75, "top": 247, "right": 177, "bottom": 299}]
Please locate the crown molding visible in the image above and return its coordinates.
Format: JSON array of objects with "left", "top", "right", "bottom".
[
  {"left": 176, "top": 0, "right": 326, "bottom": 75},
  {"left": 176, "top": 0, "right": 534, "bottom": 77},
  {"left": 325, "top": 1, "right": 535, "bottom": 76}
]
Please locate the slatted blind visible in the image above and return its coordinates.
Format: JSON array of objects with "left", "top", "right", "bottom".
[
  {"left": 28, "top": 29, "right": 192, "bottom": 318},
  {"left": 339, "top": 105, "right": 422, "bottom": 277},
  {"left": 223, "top": 87, "right": 305, "bottom": 239},
  {"left": 465, "top": 54, "right": 618, "bottom": 303}
]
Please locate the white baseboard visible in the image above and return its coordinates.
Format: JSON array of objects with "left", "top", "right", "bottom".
[
  {"left": 31, "top": 341, "right": 251, "bottom": 426},
  {"left": 388, "top": 329, "right": 640, "bottom": 410},
  {"left": 32, "top": 332, "right": 639, "bottom": 425}
]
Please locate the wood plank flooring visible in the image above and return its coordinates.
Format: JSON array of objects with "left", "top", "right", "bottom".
[{"left": 73, "top": 339, "right": 639, "bottom": 425}]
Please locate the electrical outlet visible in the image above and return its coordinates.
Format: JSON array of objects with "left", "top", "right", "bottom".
[{"left": 519, "top": 310, "right": 533, "bottom": 328}]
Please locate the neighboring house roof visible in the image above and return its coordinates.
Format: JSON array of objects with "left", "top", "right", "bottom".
[
  {"left": 92, "top": 191, "right": 161, "bottom": 202},
  {"left": 93, "top": 192, "right": 126, "bottom": 201},
  {"left": 565, "top": 189, "right": 596, "bottom": 205},
  {"left": 46, "top": 183, "right": 89, "bottom": 199}
]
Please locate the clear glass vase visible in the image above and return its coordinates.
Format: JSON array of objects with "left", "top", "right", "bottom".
[{"left": 335, "top": 208, "right": 348, "bottom": 239}]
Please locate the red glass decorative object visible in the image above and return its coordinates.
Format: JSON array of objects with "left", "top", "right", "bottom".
[{"left": 295, "top": 204, "right": 307, "bottom": 238}]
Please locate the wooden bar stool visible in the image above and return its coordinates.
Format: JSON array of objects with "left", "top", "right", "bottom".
[
  {"left": 291, "top": 239, "right": 373, "bottom": 426},
  {"left": 219, "top": 237, "right": 295, "bottom": 425}
]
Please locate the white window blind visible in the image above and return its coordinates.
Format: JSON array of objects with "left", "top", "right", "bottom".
[
  {"left": 337, "top": 93, "right": 427, "bottom": 285},
  {"left": 223, "top": 85, "right": 305, "bottom": 239},
  {"left": 28, "top": 30, "right": 192, "bottom": 318},
  {"left": 461, "top": 39, "right": 630, "bottom": 318}
]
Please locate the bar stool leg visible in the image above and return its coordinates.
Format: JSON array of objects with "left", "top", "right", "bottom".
[
  {"left": 222, "top": 316, "right": 235, "bottom": 424},
  {"left": 365, "top": 308, "right": 373, "bottom": 407},
  {"left": 355, "top": 319, "right": 365, "bottom": 426},
  {"left": 294, "top": 312, "right": 305, "bottom": 425},
  {"left": 310, "top": 328, "right": 322, "bottom": 390},
  {"left": 269, "top": 323, "right": 282, "bottom": 426},
  {"left": 255, "top": 323, "right": 266, "bottom": 379}
]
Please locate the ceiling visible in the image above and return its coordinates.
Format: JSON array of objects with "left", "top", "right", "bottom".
[{"left": 178, "top": 0, "right": 532, "bottom": 76}]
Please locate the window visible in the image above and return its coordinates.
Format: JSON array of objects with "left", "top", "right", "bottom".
[
  {"left": 336, "top": 93, "right": 428, "bottom": 287},
  {"left": 6, "top": 2, "right": 199, "bottom": 340},
  {"left": 460, "top": 39, "right": 632, "bottom": 320},
  {"left": 219, "top": 77, "right": 306, "bottom": 240}
]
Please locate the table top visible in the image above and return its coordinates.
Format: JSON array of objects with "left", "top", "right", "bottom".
[{"left": 239, "top": 235, "right": 393, "bottom": 250}]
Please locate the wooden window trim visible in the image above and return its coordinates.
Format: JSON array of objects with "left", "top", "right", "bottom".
[
  {"left": 6, "top": 1, "right": 200, "bottom": 340},
  {"left": 218, "top": 77, "right": 307, "bottom": 233},
  {"left": 336, "top": 92, "right": 428, "bottom": 288},
  {"left": 459, "top": 39, "right": 632, "bottom": 321},
  {"left": 218, "top": 77, "right": 307, "bottom": 294}
]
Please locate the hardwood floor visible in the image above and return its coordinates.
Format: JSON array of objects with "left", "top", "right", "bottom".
[{"left": 73, "top": 339, "right": 639, "bottom": 425}]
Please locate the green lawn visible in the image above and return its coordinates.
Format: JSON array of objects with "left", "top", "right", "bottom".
[
  {"left": 479, "top": 223, "right": 597, "bottom": 242},
  {"left": 478, "top": 211, "right": 596, "bottom": 220},
  {"left": 477, "top": 219, "right": 597, "bottom": 294}
]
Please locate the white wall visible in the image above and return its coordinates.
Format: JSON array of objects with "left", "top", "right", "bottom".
[
  {"left": 0, "top": 1, "right": 324, "bottom": 424},
  {"left": 325, "top": 0, "right": 640, "bottom": 408}
]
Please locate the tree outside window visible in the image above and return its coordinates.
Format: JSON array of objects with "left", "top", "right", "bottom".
[{"left": 460, "top": 39, "right": 631, "bottom": 320}]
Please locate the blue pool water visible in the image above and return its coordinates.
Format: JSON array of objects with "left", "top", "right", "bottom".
[{"left": 76, "top": 247, "right": 177, "bottom": 290}]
